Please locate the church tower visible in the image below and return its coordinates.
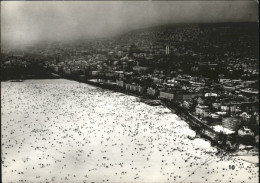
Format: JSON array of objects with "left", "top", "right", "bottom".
[{"left": 165, "top": 45, "right": 170, "bottom": 55}]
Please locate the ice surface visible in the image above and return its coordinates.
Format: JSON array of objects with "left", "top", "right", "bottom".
[
  {"left": 212, "top": 125, "right": 236, "bottom": 134},
  {"left": 1, "top": 79, "right": 258, "bottom": 183},
  {"left": 192, "top": 139, "right": 211, "bottom": 149}
]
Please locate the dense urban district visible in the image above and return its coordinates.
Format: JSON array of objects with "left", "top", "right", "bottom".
[{"left": 1, "top": 22, "right": 259, "bottom": 152}]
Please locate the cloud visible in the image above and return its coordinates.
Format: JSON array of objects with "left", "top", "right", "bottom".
[{"left": 1, "top": 1, "right": 258, "bottom": 47}]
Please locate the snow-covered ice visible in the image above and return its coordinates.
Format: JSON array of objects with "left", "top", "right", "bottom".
[
  {"left": 212, "top": 125, "right": 235, "bottom": 135},
  {"left": 1, "top": 79, "right": 258, "bottom": 183}
]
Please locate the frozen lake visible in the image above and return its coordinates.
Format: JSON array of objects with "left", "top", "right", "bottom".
[{"left": 1, "top": 79, "right": 258, "bottom": 183}]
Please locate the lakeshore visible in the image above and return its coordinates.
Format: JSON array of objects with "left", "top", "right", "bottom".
[
  {"left": 1, "top": 79, "right": 259, "bottom": 183},
  {"left": 83, "top": 78, "right": 256, "bottom": 151}
]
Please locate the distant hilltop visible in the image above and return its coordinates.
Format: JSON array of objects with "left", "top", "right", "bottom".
[
  {"left": 2, "top": 21, "right": 258, "bottom": 51},
  {"left": 121, "top": 22, "right": 258, "bottom": 36}
]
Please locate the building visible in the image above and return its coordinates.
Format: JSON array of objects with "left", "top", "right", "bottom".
[
  {"left": 176, "top": 93, "right": 203, "bottom": 101},
  {"left": 105, "top": 72, "right": 116, "bottom": 78},
  {"left": 238, "top": 127, "right": 254, "bottom": 136},
  {"left": 219, "top": 78, "right": 231, "bottom": 83},
  {"left": 240, "top": 88, "right": 258, "bottom": 97},
  {"left": 241, "top": 102, "right": 259, "bottom": 113},
  {"left": 242, "top": 81, "right": 257, "bottom": 87},
  {"left": 125, "top": 83, "right": 131, "bottom": 91},
  {"left": 137, "top": 86, "right": 145, "bottom": 94},
  {"left": 212, "top": 103, "right": 221, "bottom": 110},
  {"left": 116, "top": 80, "right": 124, "bottom": 88},
  {"left": 182, "top": 100, "right": 191, "bottom": 109},
  {"left": 98, "top": 79, "right": 106, "bottom": 83},
  {"left": 125, "top": 83, "right": 142, "bottom": 93},
  {"left": 159, "top": 91, "right": 174, "bottom": 101},
  {"left": 130, "top": 84, "right": 137, "bottom": 92},
  {"left": 132, "top": 66, "right": 149, "bottom": 73},
  {"left": 205, "top": 93, "right": 218, "bottom": 97},
  {"left": 195, "top": 105, "right": 210, "bottom": 117},
  {"left": 220, "top": 102, "right": 241, "bottom": 114},
  {"left": 201, "top": 128, "right": 219, "bottom": 141},
  {"left": 223, "top": 85, "right": 236, "bottom": 92},
  {"left": 91, "top": 71, "right": 100, "bottom": 76}
]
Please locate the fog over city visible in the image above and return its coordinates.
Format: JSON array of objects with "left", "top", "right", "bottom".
[
  {"left": 1, "top": 1, "right": 258, "bottom": 47},
  {"left": 1, "top": 1, "right": 259, "bottom": 183}
]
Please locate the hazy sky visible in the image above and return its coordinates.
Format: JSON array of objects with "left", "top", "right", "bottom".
[{"left": 1, "top": 1, "right": 258, "bottom": 47}]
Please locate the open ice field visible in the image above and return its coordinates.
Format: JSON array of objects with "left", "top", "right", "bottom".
[{"left": 1, "top": 79, "right": 258, "bottom": 183}]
